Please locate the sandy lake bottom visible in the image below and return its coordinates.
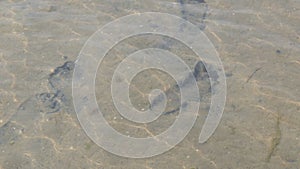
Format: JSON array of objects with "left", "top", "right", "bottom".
[{"left": 0, "top": 0, "right": 299, "bottom": 168}]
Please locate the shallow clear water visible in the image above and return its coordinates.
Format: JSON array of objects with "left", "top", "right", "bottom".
[{"left": 0, "top": 0, "right": 299, "bottom": 168}]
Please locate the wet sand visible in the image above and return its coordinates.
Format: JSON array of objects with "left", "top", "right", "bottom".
[{"left": 0, "top": 0, "right": 299, "bottom": 168}]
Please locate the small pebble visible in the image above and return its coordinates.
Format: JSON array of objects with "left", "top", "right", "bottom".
[
  {"left": 276, "top": 49, "right": 281, "bottom": 54},
  {"left": 9, "top": 140, "right": 15, "bottom": 145},
  {"left": 18, "top": 129, "right": 23, "bottom": 135}
]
